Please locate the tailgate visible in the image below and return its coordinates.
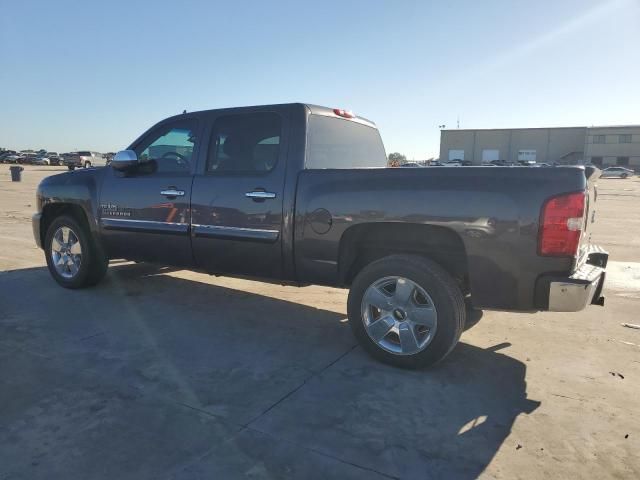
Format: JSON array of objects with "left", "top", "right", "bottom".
[{"left": 577, "top": 166, "right": 602, "bottom": 267}]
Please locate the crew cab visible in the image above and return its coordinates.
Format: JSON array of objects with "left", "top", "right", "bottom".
[{"left": 32, "top": 103, "right": 608, "bottom": 368}]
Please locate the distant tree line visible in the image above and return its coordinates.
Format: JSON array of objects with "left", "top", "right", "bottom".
[{"left": 387, "top": 152, "right": 406, "bottom": 167}]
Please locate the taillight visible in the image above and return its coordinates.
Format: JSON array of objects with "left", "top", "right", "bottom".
[{"left": 539, "top": 191, "right": 585, "bottom": 256}]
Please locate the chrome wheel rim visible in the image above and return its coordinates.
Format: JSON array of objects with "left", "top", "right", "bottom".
[
  {"left": 51, "top": 226, "right": 82, "bottom": 279},
  {"left": 361, "top": 276, "right": 437, "bottom": 355}
]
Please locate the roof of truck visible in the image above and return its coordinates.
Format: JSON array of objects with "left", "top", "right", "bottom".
[{"left": 171, "top": 103, "right": 377, "bottom": 129}]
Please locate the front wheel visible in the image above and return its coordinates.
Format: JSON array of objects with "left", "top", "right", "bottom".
[
  {"left": 621, "top": 173, "right": 628, "bottom": 179},
  {"left": 67, "top": 165, "right": 75, "bottom": 171},
  {"left": 84, "top": 161, "right": 92, "bottom": 168},
  {"left": 347, "top": 254, "right": 465, "bottom": 369},
  {"left": 44, "top": 215, "right": 108, "bottom": 289}
]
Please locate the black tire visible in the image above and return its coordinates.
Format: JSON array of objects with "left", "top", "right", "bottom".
[
  {"left": 347, "top": 254, "right": 465, "bottom": 369},
  {"left": 621, "top": 173, "right": 628, "bottom": 179},
  {"left": 84, "top": 161, "right": 91, "bottom": 168},
  {"left": 68, "top": 165, "right": 75, "bottom": 171},
  {"left": 44, "top": 214, "right": 108, "bottom": 289}
]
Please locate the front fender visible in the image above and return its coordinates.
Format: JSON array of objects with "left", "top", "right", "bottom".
[{"left": 35, "top": 169, "right": 105, "bottom": 243}]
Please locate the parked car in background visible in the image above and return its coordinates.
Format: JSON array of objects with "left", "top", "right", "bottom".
[
  {"left": 33, "top": 155, "right": 51, "bottom": 165},
  {"left": 61, "top": 153, "right": 75, "bottom": 165},
  {"left": 400, "top": 162, "right": 422, "bottom": 168},
  {"left": 488, "top": 160, "right": 515, "bottom": 166},
  {"left": 600, "top": 167, "right": 634, "bottom": 178},
  {"left": 0, "top": 151, "right": 17, "bottom": 163},
  {"left": 3, "top": 154, "right": 24, "bottom": 164},
  {"left": 19, "top": 153, "right": 39, "bottom": 164},
  {"left": 42, "top": 152, "right": 62, "bottom": 166},
  {"left": 62, "top": 153, "right": 80, "bottom": 169},
  {"left": 63, "top": 151, "right": 105, "bottom": 170}
]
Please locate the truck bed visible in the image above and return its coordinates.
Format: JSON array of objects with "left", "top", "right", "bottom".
[{"left": 294, "top": 166, "right": 595, "bottom": 311}]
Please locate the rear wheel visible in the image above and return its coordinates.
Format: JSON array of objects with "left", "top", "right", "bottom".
[
  {"left": 44, "top": 215, "right": 108, "bottom": 289},
  {"left": 68, "top": 165, "right": 75, "bottom": 171},
  {"left": 84, "top": 161, "right": 92, "bottom": 168},
  {"left": 347, "top": 254, "right": 465, "bottom": 369}
]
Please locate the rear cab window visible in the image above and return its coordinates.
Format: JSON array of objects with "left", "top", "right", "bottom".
[{"left": 305, "top": 114, "right": 387, "bottom": 169}]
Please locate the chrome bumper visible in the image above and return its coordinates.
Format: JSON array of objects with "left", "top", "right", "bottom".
[
  {"left": 548, "top": 264, "right": 606, "bottom": 312},
  {"left": 537, "top": 245, "right": 608, "bottom": 312}
]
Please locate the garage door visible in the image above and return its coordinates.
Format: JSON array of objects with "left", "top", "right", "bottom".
[
  {"left": 482, "top": 149, "right": 500, "bottom": 162},
  {"left": 448, "top": 149, "right": 464, "bottom": 161},
  {"left": 518, "top": 150, "right": 537, "bottom": 162}
]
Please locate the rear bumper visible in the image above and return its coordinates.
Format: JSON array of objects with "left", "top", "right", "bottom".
[
  {"left": 535, "top": 245, "right": 608, "bottom": 312},
  {"left": 32, "top": 213, "right": 42, "bottom": 248}
]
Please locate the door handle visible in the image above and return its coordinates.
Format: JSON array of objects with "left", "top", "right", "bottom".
[
  {"left": 245, "top": 191, "right": 276, "bottom": 200},
  {"left": 160, "top": 188, "right": 185, "bottom": 197}
]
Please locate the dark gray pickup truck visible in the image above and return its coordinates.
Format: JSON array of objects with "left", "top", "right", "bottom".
[{"left": 32, "top": 103, "right": 608, "bottom": 368}]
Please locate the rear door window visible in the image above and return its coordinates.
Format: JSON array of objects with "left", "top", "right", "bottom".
[{"left": 206, "top": 112, "right": 282, "bottom": 173}]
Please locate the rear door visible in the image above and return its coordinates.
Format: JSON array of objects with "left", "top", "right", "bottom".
[
  {"left": 190, "top": 110, "right": 288, "bottom": 278},
  {"left": 99, "top": 118, "right": 201, "bottom": 266}
]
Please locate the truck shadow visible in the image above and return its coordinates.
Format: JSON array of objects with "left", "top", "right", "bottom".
[{"left": 0, "top": 262, "right": 539, "bottom": 480}]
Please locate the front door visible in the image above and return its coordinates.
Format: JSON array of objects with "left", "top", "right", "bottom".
[
  {"left": 99, "top": 118, "right": 200, "bottom": 266},
  {"left": 191, "top": 111, "right": 287, "bottom": 279}
]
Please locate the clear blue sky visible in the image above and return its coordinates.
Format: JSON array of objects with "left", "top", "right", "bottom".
[{"left": 1, "top": 0, "right": 639, "bottom": 158}]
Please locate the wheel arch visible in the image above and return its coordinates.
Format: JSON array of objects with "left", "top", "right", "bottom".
[
  {"left": 40, "top": 203, "right": 93, "bottom": 247},
  {"left": 338, "top": 222, "right": 469, "bottom": 293}
]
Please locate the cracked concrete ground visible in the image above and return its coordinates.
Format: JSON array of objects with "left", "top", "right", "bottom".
[{"left": 1, "top": 166, "right": 639, "bottom": 479}]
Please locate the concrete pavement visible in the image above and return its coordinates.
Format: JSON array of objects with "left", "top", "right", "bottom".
[{"left": 1, "top": 166, "right": 638, "bottom": 479}]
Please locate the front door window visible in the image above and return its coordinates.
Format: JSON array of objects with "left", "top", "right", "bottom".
[{"left": 136, "top": 123, "right": 198, "bottom": 173}]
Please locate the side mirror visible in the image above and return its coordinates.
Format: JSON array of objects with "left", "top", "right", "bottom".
[{"left": 111, "top": 150, "right": 138, "bottom": 171}]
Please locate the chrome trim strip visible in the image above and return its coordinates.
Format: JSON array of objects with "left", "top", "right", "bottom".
[
  {"left": 101, "top": 218, "right": 189, "bottom": 234},
  {"left": 192, "top": 224, "right": 280, "bottom": 242}
]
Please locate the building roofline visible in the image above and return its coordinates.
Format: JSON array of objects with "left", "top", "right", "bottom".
[
  {"left": 585, "top": 124, "right": 640, "bottom": 129},
  {"left": 442, "top": 124, "right": 640, "bottom": 133},
  {"left": 442, "top": 126, "right": 586, "bottom": 132}
]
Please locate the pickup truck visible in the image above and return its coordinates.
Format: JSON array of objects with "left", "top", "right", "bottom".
[
  {"left": 32, "top": 103, "right": 608, "bottom": 368},
  {"left": 63, "top": 151, "right": 105, "bottom": 170}
]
